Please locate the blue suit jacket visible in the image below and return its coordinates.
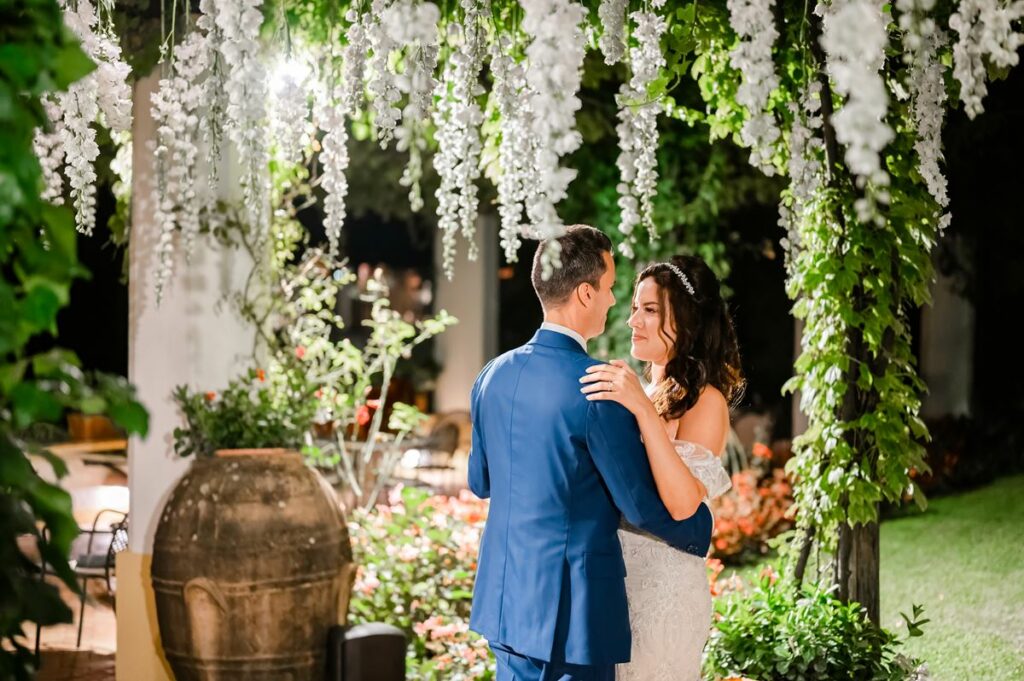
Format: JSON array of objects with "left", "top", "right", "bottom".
[{"left": 467, "top": 329, "right": 713, "bottom": 666}]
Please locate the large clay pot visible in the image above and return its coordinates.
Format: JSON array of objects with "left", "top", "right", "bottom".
[{"left": 152, "top": 449, "right": 354, "bottom": 681}]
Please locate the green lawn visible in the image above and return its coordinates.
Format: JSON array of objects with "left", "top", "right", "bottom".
[
  {"left": 879, "top": 475, "right": 1024, "bottom": 681},
  {"left": 719, "top": 475, "right": 1024, "bottom": 680}
]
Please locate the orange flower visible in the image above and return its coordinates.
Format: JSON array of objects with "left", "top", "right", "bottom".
[
  {"left": 256, "top": 368, "right": 266, "bottom": 382},
  {"left": 356, "top": 405, "right": 372, "bottom": 426},
  {"left": 753, "top": 442, "right": 773, "bottom": 459},
  {"left": 295, "top": 346, "right": 306, "bottom": 359},
  {"left": 204, "top": 391, "right": 217, "bottom": 402}
]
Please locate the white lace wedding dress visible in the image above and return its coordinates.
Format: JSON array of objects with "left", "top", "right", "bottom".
[{"left": 616, "top": 440, "right": 732, "bottom": 681}]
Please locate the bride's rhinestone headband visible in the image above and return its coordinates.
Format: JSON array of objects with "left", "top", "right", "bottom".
[{"left": 664, "top": 262, "right": 696, "bottom": 296}]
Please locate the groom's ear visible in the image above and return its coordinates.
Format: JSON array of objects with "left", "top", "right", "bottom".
[{"left": 575, "top": 281, "right": 594, "bottom": 307}]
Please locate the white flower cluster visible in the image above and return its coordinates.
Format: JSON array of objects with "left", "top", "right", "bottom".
[
  {"left": 270, "top": 59, "right": 312, "bottom": 167},
  {"left": 598, "top": 0, "right": 628, "bottom": 65},
  {"left": 432, "top": 0, "right": 486, "bottom": 279},
  {"left": 61, "top": 77, "right": 100, "bottom": 235},
  {"left": 521, "top": 0, "right": 589, "bottom": 279},
  {"left": 896, "top": 0, "right": 938, "bottom": 59},
  {"left": 213, "top": 0, "right": 269, "bottom": 237},
  {"left": 34, "top": 99, "right": 66, "bottom": 205},
  {"left": 779, "top": 84, "right": 825, "bottom": 271},
  {"left": 491, "top": 39, "right": 537, "bottom": 263},
  {"left": 316, "top": 82, "right": 350, "bottom": 258},
  {"left": 341, "top": 9, "right": 371, "bottom": 117},
  {"left": 897, "top": 1, "right": 950, "bottom": 230},
  {"left": 728, "top": 0, "right": 782, "bottom": 175},
  {"left": 197, "top": 0, "right": 227, "bottom": 191},
  {"left": 820, "top": 0, "right": 894, "bottom": 224},
  {"left": 367, "top": 0, "right": 403, "bottom": 146},
  {"left": 150, "top": 31, "right": 210, "bottom": 303},
  {"left": 52, "top": 0, "right": 132, "bottom": 235},
  {"left": 615, "top": 9, "right": 668, "bottom": 259},
  {"left": 950, "top": 0, "right": 1024, "bottom": 119},
  {"left": 385, "top": 0, "right": 441, "bottom": 211}
]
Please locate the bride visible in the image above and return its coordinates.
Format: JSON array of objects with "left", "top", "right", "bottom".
[{"left": 580, "top": 254, "right": 745, "bottom": 680}]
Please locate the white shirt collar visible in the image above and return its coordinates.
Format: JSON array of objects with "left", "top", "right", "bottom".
[{"left": 540, "top": 322, "right": 587, "bottom": 352}]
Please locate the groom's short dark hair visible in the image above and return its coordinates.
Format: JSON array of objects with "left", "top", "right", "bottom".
[{"left": 531, "top": 225, "right": 613, "bottom": 308}]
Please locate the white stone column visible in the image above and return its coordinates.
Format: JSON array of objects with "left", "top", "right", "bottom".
[
  {"left": 920, "top": 272, "right": 974, "bottom": 417},
  {"left": 433, "top": 214, "right": 498, "bottom": 413},
  {"left": 117, "top": 72, "right": 253, "bottom": 681}
]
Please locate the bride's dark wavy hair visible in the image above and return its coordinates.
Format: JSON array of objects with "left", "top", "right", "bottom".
[{"left": 636, "top": 255, "right": 746, "bottom": 420}]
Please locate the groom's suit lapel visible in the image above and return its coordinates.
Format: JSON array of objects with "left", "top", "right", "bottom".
[{"left": 528, "top": 329, "right": 588, "bottom": 356}]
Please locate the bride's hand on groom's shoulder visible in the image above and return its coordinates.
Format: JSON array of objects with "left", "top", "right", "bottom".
[{"left": 579, "top": 359, "right": 652, "bottom": 417}]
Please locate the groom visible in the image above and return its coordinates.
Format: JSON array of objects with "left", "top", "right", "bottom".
[{"left": 467, "top": 225, "right": 713, "bottom": 680}]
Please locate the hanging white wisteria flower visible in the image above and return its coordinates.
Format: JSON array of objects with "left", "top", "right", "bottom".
[
  {"left": 909, "top": 36, "right": 951, "bottom": 229},
  {"left": 433, "top": 0, "right": 486, "bottom": 280},
  {"left": 93, "top": 35, "right": 132, "bottom": 135},
  {"left": 150, "top": 31, "right": 210, "bottom": 303},
  {"left": 521, "top": 0, "right": 589, "bottom": 279},
  {"left": 34, "top": 98, "right": 66, "bottom": 205},
  {"left": 490, "top": 38, "right": 537, "bottom": 263},
  {"left": 269, "top": 58, "right": 313, "bottom": 167},
  {"left": 896, "top": 0, "right": 938, "bottom": 60},
  {"left": 341, "top": 9, "right": 371, "bottom": 117},
  {"left": 779, "top": 83, "right": 825, "bottom": 271},
  {"left": 197, "top": 0, "right": 227, "bottom": 192},
  {"left": 316, "top": 81, "right": 350, "bottom": 259},
  {"left": 728, "top": 0, "right": 782, "bottom": 175},
  {"left": 820, "top": 0, "right": 894, "bottom": 224},
  {"left": 949, "top": 0, "right": 1024, "bottom": 120},
  {"left": 213, "top": 0, "right": 270, "bottom": 237},
  {"left": 384, "top": 0, "right": 441, "bottom": 211},
  {"left": 54, "top": 0, "right": 132, "bottom": 235},
  {"left": 60, "top": 77, "right": 100, "bottom": 236},
  {"left": 598, "top": 0, "right": 628, "bottom": 65},
  {"left": 615, "top": 8, "right": 668, "bottom": 259},
  {"left": 367, "top": 0, "right": 403, "bottom": 146}
]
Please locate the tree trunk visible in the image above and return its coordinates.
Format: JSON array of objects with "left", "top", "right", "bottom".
[{"left": 836, "top": 519, "right": 880, "bottom": 624}]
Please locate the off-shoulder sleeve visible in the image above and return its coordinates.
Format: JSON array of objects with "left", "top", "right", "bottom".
[{"left": 675, "top": 440, "right": 732, "bottom": 500}]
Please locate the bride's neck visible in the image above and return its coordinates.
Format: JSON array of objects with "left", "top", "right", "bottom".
[{"left": 649, "top": 362, "right": 668, "bottom": 386}]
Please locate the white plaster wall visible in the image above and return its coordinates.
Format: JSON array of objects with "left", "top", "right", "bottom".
[
  {"left": 126, "top": 73, "right": 253, "bottom": 554},
  {"left": 433, "top": 214, "right": 498, "bottom": 413}
]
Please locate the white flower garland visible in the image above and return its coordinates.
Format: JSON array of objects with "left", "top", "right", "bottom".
[
  {"left": 598, "top": 0, "right": 628, "bottom": 65},
  {"left": 949, "top": 0, "right": 1024, "bottom": 120},
  {"left": 728, "top": 0, "right": 782, "bottom": 175},
  {"left": 491, "top": 38, "right": 536, "bottom": 263},
  {"left": 521, "top": 0, "right": 589, "bottom": 279},
  {"left": 213, "top": 0, "right": 269, "bottom": 237},
  {"left": 820, "top": 0, "right": 893, "bottom": 224},
  {"left": 433, "top": 0, "right": 486, "bottom": 280},
  {"left": 615, "top": 8, "right": 668, "bottom": 259},
  {"left": 150, "top": 31, "right": 210, "bottom": 302}
]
